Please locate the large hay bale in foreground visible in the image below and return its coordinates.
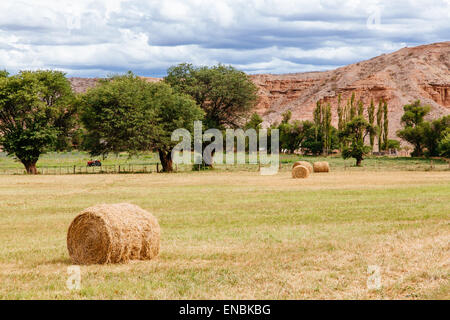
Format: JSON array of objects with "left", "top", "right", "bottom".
[
  {"left": 292, "top": 165, "right": 310, "bottom": 179},
  {"left": 313, "top": 161, "right": 330, "bottom": 173},
  {"left": 67, "top": 203, "right": 160, "bottom": 265},
  {"left": 292, "top": 161, "right": 313, "bottom": 173}
]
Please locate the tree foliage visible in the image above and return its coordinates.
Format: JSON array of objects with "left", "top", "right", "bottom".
[
  {"left": 340, "top": 116, "right": 376, "bottom": 166},
  {"left": 438, "top": 129, "right": 450, "bottom": 158},
  {"left": 0, "top": 70, "right": 76, "bottom": 173},
  {"left": 80, "top": 72, "right": 204, "bottom": 172},
  {"left": 164, "top": 63, "right": 258, "bottom": 129},
  {"left": 313, "top": 102, "right": 333, "bottom": 154},
  {"left": 368, "top": 98, "right": 375, "bottom": 150},
  {"left": 397, "top": 100, "right": 431, "bottom": 157}
]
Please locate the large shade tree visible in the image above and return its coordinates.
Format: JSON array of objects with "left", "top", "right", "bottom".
[
  {"left": 0, "top": 70, "right": 76, "bottom": 174},
  {"left": 340, "top": 116, "right": 377, "bottom": 166},
  {"left": 397, "top": 100, "right": 431, "bottom": 157},
  {"left": 81, "top": 73, "right": 204, "bottom": 172},
  {"left": 164, "top": 63, "right": 259, "bottom": 129}
]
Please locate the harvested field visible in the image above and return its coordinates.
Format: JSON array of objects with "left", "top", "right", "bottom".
[{"left": 0, "top": 171, "right": 449, "bottom": 299}]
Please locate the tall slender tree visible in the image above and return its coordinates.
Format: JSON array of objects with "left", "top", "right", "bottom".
[
  {"left": 324, "top": 103, "right": 332, "bottom": 155},
  {"left": 383, "top": 101, "right": 389, "bottom": 151},
  {"left": 337, "top": 94, "right": 344, "bottom": 151},
  {"left": 368, "top": 98, "right": 375, "bottom": 151},
  {"left": 377, "top": 101, "right": 383, "bottom": 152},
  {"left": 350, "top": 93, "right": 356, "bottom": 119},
  {"left": 357, "top": 100, "right": 364, "bottom": 117},
  {"left": 313, "top": 101, "right": 322, "bottom": 142}
]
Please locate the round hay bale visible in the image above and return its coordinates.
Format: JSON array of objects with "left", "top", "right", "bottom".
[
  {"left": 313, "top": 161, "right": 330, "bottom": 173},
  {"left": 67, "top": 203, "right": 160, "bottom": 265},
  {"left": 292, "top": 165, "right": 310, "bottom": 179},
  {"left": 292, "top": 161, "right": 313, "bottom": 173}
]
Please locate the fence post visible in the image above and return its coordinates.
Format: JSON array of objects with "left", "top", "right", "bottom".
[{"left": 156, "top": 163, "right": 159, "bottom": 173}]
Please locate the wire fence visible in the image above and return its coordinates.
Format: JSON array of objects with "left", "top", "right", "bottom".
[
  {"left": 0, "top": 163, "right": 163, "bottom": 175},
  {"left": 0, "top": 158, "right": 448, "bottom": 175}
]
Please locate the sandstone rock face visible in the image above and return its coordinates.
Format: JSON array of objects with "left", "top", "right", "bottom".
[
  {"left": 69, "top": 42, "right": 449, "bottom": 138},
  {"left": 250, "top": 41, "right": 450, "bottom": 137}
]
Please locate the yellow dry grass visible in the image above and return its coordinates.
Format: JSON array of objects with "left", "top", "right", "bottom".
[{"left": 0, "top": 170, "right": 449, "bottom": 299}]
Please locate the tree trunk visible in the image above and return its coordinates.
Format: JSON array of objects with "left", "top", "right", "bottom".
[
  {"left": 22, "top": 160, "right": 38, "bottom": 174},
  {"left": 158, "top": 149, "right": 173, "bottom": 172},
  {"left": 356, "top": 158, "right": 362, "bottom": 167}
]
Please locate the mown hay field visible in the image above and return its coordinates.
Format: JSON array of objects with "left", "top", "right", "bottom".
[{"left": 0, "top": 170, "right": 449, "bottom": 299}]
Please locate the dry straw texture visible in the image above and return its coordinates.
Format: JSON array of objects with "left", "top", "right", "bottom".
[
  {"left": 67, "top": 203, "right": 160, "bottom": 265},
  {"left": 292, "top": 165, "right": 310, "bottom": 179},
  {"left": 313, "top": 161, "right": 330, "bottom": 173},
  {"left": 293, "top": 161, "right": 313, "bottom": 173}
]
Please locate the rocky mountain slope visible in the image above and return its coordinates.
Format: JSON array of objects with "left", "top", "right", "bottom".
[
  {"left": 69, "top": 42, "right": 450, "bottom": 138},
  {"left": 250, "top": 41, "right": 450, "bottom": 136}
]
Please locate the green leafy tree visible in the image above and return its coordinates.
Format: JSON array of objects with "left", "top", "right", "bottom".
[
  {"left": 150, "top": 84, "right": 205, "bottom": 171},
  {"left": 337, "top": 94, "right": 344, "bottom": 149},
  {"left": 368, "top": 98, "right": 375, "bottom": 151},
  {"left": 300, "top": 121, "right": 323, "bottom": 155},
  {"left": 382, "top": 139, "right": 401, "bottom": 152},
  {"left": 323, "top": 103, "right": 332, "bottom": 154},
  {"left": 383, "top": 102, "right": 389, "bottom": 151},
  {"left": 340, "top": 116, "right": 376, "bottom": 166},
  {"left": 349, "top": 93, "right": 356, "bottom": 120},
  {"left": 0, "top": 70, "right": 76, "bottom": 174},
  {"left": 397, "top": 100, "right": 431, "bottom": 157},
  {"left": 243, "top": 112, "right": 264, "bottom": 151},
  {"left": 164, "top": 63, "right": 258, "bottom": 129},
  {"left": 421, "top": 115, "right": 450, "bottom": 157},
  {"left": 438, "top": 129, "right": 450, "bottom": 158},
  {"left": 245, "top": 113, "right": 263, "bottom": 131},
  {"left": 357, "top": 100, "right": 364, "bottom": 116},
  {"left": 376, "top": 101, "right": 383, "bottom": 152},
  {"left": 312, "top": 102, "right": 333, "bottom": 155},
  {"left": 81, "top": 72, "right": 204, "bottom": 172},
  {"left": 278, "top": 111, "right": 313, "bottom": 154}
]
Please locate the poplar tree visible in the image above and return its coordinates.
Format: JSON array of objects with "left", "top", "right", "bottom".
[
  {"left": 358, "top": 100, "right": 364, "bottom": 117},
  {"left": 377, "top": 101, "right": 383, "bottom": 152},
  {"left": 383, "top": 102, "right": 389, "bottom": 151},
  {"left": 368, "top": 99, "right": 375, "bottom": 151},
  {"left": 350, "top": 93, "right": 356, "bottom": 119},
  {"left": 324, "top": 103, "right": 332, "bottom": 155},
  {"left": 337, "top": 94, "right": 344, "bottom": 151}
]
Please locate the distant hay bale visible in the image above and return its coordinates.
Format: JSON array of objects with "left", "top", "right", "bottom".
[
  {"left": 293, "top": 161, "right": 313, "bottom": 174},
  {"left": 292, "top": 165, "right": 310, "bottom": 179},
  {"left": 67, "top": 203, "right": 160, "bottom": 265},
  {"left": 313, "top": 161, "right": 330, "bottom": 173}
]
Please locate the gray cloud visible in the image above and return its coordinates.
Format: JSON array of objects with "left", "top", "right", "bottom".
[{"left": 0, "top": 0, "right": 448, "bottom": 77}]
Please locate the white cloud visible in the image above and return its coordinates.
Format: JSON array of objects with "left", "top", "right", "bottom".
[{"left": 0, "top": 0, "right": 448, "bottom": 77}]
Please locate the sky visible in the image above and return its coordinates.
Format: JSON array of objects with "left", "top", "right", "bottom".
[{"left": 0, "top": 0, "right": 449, "bottom": 77}]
